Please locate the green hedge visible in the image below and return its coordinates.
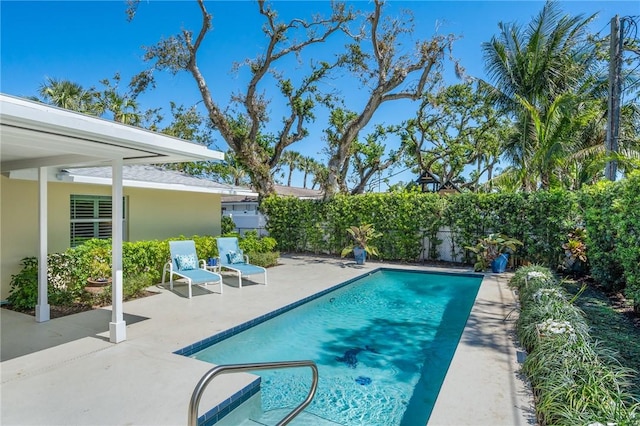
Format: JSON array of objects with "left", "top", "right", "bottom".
[
  {"left": 580, "top": 171, "right": 640, "bottom": 310},
  {"left": 616, "top": 172, "right": 640, "bottom": 311},
  {"left": 262, "top": 179, "right": 639, "bottom": 307},
  {"left": 261, "top": 190, "right": 579, "bottom": 266}
]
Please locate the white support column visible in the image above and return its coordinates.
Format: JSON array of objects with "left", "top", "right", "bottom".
[
  {"left": 35, "top": 167, "right": 50, "bottom": 322},
  {"left": 110, "top": 158, "right": 126, "bottom": 343}
]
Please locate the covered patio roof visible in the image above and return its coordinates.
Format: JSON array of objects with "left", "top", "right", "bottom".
[
  {"left": 0, "top": 93, "right": 228, "bottom": 343},
  {"left": 0, "top": 93, "right": 224, "bottom": 172}
]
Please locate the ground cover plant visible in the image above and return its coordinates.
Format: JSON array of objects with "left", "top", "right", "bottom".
[
  {"left": 510, "top": 265, "right": 639, "bottom": 425},
  {"left": 564, "top": 279, "right": 640, "bottom": 398}
]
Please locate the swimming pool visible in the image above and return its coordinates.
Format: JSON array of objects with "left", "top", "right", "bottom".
[{"left": 185, "top": 268, "right": 482, "bottom": 425}]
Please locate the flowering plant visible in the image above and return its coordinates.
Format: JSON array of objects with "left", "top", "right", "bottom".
[
  {"left": 537, "top": 318, "right": 576, "bottom": 341},
  {"left": 527, "top": 271, "right": 549, "bottom": 281},
  {"left": 532, "top": 288, "right": 564, "bottom": 303}
]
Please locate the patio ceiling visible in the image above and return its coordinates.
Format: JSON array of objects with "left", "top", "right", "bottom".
[
  {"left": 0, "top": 93, "right": 227, "bottom": 340},
  {"left": 0, "top": 93, "right": 224, "bottom": 173}
]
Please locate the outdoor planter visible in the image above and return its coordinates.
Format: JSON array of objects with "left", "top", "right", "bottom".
[
  {"left": 491, "top": 253, "right": 509, "bottom": 273},
  {"left": 353, "top": 247, "right": 367, "bottom": 265},
  {"left": 85, "top": 277, "right": 111, "bottom": 294},
  {"left": 340, "top": 224, "right": 381, "bottom": 266}
]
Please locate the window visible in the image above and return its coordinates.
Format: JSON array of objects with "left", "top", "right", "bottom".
[{"left": 70, "top": 195, "right": 127, "bottom": 247}]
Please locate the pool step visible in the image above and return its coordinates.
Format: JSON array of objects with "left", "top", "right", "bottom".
[{"left": 247, "top": 408, "right": 343, "bottom": 425}]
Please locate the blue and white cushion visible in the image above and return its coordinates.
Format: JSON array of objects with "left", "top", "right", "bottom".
[
  {"left": 226, "top": 250, "right": 245, "bottom": 264},
  {"left": 175, "top": 253, "right": 198, "bottom": 270}
]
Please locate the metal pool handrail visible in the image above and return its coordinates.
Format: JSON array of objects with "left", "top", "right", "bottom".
[{"left": 188, "top": 360, "right": 319, "bottom": 426}]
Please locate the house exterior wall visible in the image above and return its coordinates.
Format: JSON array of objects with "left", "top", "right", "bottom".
[
  {"left": 0, "top": 175, "right": 221, "bottom": 300},
  {"left": 1, "top": 176, "right": 39, "bottom": 302},
  {"left": 126, "top": 187, "right": 221, "bottom": 241}
]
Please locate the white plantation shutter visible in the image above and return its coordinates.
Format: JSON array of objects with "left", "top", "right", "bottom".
[{"left": 70, "top": 195, "right": 127, "bottom": 246}]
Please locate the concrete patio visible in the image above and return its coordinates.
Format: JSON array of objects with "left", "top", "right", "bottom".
[{"left": 1, "top": 255, "right": 535, "bottom": 425}]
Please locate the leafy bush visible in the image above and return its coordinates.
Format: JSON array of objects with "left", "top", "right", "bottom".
[
  {"left": 7, "top": 255, "right": 81, "bottom": 310},
  {"left": 246, "top": 251, "right": 280, "bottom": 268},
  {"left": 7, "top": 257, "right": 39, "bottom": 310},
  {"left": 239, "top": 230, "right": 277, "bottom": 253},
  {"left": 616, "top": 172, "right": 640, "bottom": 312},
  {"left": 236, "top": 231, "right": 279, "bottom": 267},
  {"left": 580, "top": 181, "right": 625, "bottom": 292},
  {"left": 221, "top": 215, "right": 236, "bottom": 235},
  {"left": 123, "top": 272, "right": 155, "bottom": 299}
]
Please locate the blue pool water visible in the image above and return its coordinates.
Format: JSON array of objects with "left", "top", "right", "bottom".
[{"left": 190, "top": 269, "right": 482, "bottom": 425}]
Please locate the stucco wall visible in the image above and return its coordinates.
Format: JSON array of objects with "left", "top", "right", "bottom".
[
  {"left": 0, "top": 175, "right": 221, "bottom": 300},
  {"left": 126, "top": 187, "right": 221, "bottom": 241}
]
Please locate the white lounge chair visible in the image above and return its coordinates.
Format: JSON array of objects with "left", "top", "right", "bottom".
[
  {"left": 216, "top": 237, "right": 268, "bottom": 288},
  {"left": 162, "top": 240, "right": 223, "bottom": 298}
]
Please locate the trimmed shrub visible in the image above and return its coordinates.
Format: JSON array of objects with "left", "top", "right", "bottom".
[
  {"left": 580, "top": 181, "right": 625, "bottom": 292},
  {"left": 617, "top": 172, "right": 640, "bottom": 312}
]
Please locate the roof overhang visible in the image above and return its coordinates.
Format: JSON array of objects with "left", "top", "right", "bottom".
[
  {"left": 6, "top": 167, "right": 259, "bottom": 196},
  {"left": 0, "top": 93, "right": 224, "bottom": 173}
]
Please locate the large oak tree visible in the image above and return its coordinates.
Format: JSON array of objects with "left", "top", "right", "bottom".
[{"left": 126, "top": 0, "right": 455, "bottom": 199}]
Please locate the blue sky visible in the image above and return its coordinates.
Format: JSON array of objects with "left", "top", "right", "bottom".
[{"left": 1, "top": 1, "right": 638, "bottom": 189}]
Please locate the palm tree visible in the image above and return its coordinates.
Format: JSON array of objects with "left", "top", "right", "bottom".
[
  {"left": 299, "top": 156, "right": 319, "bottom": 189},
  {"left": 311, "top": 162, "right": 329, "bottom": 190},
  {"left": 38, "top": 77, "right": 99, "bottom": 114},
  {"left": 104, "top": 91, "right": 142, "bottom": 126},
  {"left": 482, "top": 1, "right": 598, "bottom": 190},
  {"left": 279, "top": 150, "right": 303, "bottom": 187}
]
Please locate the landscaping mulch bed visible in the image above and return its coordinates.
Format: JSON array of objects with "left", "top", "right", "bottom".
[{"left": 2, "top": 290, "right": 159, "bottom": 319}]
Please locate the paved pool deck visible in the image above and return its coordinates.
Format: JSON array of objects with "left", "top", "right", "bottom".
[{"left": 1, "top": 255, "right": 536, "bottom": 425}]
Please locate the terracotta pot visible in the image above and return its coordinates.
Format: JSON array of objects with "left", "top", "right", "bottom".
[{"left": 85, "top": 277, "right": 112, "bottom": 294}]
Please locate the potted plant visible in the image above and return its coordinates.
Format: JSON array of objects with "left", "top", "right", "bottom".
[
  {"left": 466, "top": 233, "right": 523, "bottom": 273},
  {"left": 560, "top": 228, "right": 588, "bottom": 274},
  {"left": 340, "top": 223, "right": 382, "bottom": 265},
  {"left": 85, "top": 249, "right": 112, "bottom": 294}
]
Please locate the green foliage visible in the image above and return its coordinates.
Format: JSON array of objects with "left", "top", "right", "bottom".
[
  {"left": 263, "top": 190, "right": 581, "bottom": 265},
  {"left": 123, "top": 272, "right": 155, "bottom": 299},
  {"left": 262, "top": 191, "right": 443, "bottom": 261},
  {"left": 191, "top": 235, "right": 218, "bottom": 260},
  {"left": 239, "top": 231, "right": 277, "bottom": 254},
  {"left": 221, "top": 215, "right": 236, "bottom": 235},
  {"left": 72, "top": 238, "right": 113, "bottom": 282},
  {"left": 511, "top": 265, "right": 640, "bottom": 425},
  {"left": 123, "top": 240, "right": 166, "bottom": 283},
  {"left": 7, "top": 258, "right": 39, "bottom": 310},
  {"left": 616, "top": 172, "right": 640, "bottom": 312},
  {"left": 580, "top": 181, "right": 626, "bottom": 292},
  {"left": 261, "top": 195, "right": 328, "bottom": 253},
  {"left": 340, "top": 223, "right": 382, "bottom": 258},
  {"left": 465, "top": 233, "right": 523, "bottom": 272},
  {"left": 245, "top": 251, "right": 280, "bottom": 268},
  {"left": 7, "top": 253, "right": 82, "bottom": 310}
]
